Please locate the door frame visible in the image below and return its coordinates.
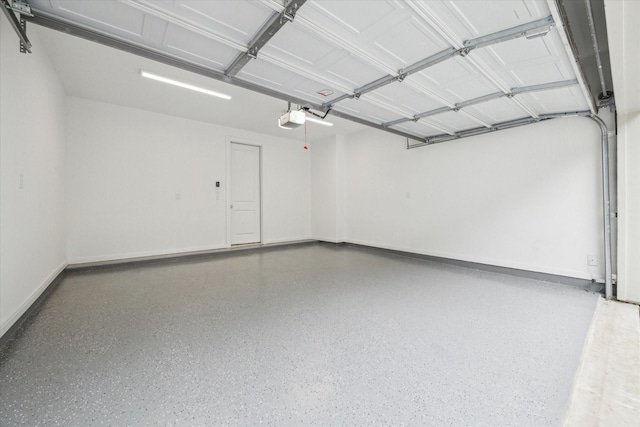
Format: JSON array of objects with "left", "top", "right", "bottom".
[{"left": 226, "top": 137, "right": 263, "bottom": 248}]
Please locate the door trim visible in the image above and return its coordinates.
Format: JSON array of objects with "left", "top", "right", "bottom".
[{"left": 226, "top": 138, "right": 263, "bottom": 248}]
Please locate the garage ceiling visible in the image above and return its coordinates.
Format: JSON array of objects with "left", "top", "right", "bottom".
[{"left": 16, "top": 0, "right": 597, "bottom": 144}]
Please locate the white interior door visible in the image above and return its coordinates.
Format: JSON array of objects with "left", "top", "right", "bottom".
[{"left": 230, "top": 143, "right": 261, "bottom": 245}]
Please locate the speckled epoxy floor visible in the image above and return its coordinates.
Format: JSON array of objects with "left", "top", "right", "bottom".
[{"left": 0, "top": 244, "right": 598, "bottom": 426}]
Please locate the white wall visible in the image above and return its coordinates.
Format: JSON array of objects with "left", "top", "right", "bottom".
[
  {"left": 605, "top": 0, "right": 640, "bottom": 304},
  {"left": 616, "top": 113, "right": 640, "bottom": 303},
  {"left": 311, "top": 135, "right": 347, "bottom": 243},
  {"left": 66, "top": 97, "right": 311, "bottom": 263},
  {"left": 311, "top": 135, "right": 337, "bottom": 241},
  {"left": 337, "top": 117, "right": 607, "bottom": 281},
  {"left": 0, "top": 23, "right": 67, "bottom": 336}
]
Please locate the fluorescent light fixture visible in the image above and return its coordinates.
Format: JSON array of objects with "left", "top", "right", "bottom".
[
  {"left": 306, "top": 116, "right": 334, "bottom": 127},
  {"left": 140, "top": 70, "right": 231, "bottom": 100}
]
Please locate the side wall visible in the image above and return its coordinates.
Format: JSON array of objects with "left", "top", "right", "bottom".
[
  {"left": 0, "top": 23, "right": 67, "bottom": 336},
  {"left": 616, "top": 113, "right": 640, "bottom": 303},
  {"left": 311, "top": 136, "right": 338, "bottom": 242},
  {"left": 66, "top": 97, "right": 311, "bottom": 263},
  {"left": 311, "top": 135, "right": 347, "bottom": 243},
  {"left": 605, "top": 0, "right": 640, "bottom": 303},
  {"left": 340, "top": 117, "right": 606, "bottom": 281}
]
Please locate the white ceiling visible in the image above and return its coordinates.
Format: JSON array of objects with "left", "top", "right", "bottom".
[{"left": 25, "top": 0, "right": 594, "bottom": 142}]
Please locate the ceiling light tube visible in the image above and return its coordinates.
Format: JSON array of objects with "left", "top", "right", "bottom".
[
  {"left": 305, "top": 116, "right": 334, "bottom": 127},
  {"left": 140, "top": 70, "right": 231, "bottom": 100}
]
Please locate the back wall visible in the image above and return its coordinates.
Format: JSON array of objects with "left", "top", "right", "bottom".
[
  {"left": 66, "top": 97, "right": 312, "bottom": 263},
  {"left": 312, "top": 116, "right": 611, "bottom": 282}
]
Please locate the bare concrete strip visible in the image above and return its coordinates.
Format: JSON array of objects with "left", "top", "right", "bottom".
[{"left": 564, "top": 298, "right": 640, "bottom": 426}]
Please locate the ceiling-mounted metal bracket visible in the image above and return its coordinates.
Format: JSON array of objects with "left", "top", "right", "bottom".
[
  {"left": 10, "top": 0, "right": 32, "bottom": 16},
  {"left": 1, "top": 0, "right": 32, "bottom": 53},
  {"left": 407, "top": 110, "right": 590, "bottom": 149},
  {"left": 224, "top": 0, "right": 307, "bottom": 77},
  {"left": 282, "top": 1, "right": 301, "bottom": 22},
  {"left": 19, "top": 14, "right": 27, "bottom": 53},
  {"left": 322, "top": 48, "right": 460, "bottom": 109},
  {"left": 511, "top": 79, "right": 579, "bottom": 95},
  {"left": 385, "top": 79, "right": 579, "bottom": 129},
  {"left": 525, "top": 26, "right": 553, "bottom": 40},
  {"left": 465, "top": 16, "right": 555, "bottom": 50},
  {"left": 322, "top": 104, "right": 335, "bottom": 113}
]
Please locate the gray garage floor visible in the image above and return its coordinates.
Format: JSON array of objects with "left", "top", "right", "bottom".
[{"left": 0, "top": 244, "right": 599, "bottom": 426}]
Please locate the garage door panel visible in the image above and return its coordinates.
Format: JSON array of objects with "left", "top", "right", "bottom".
[
  {"left": 415, "top": 0, "right": 550, "bottom": 41},
  {"left": 464, "top": 98, "right": 531, "bottom": 124},
  {"left": 42, "top": 0, "right": 148, "bottom": 38},
  {"left": 163, "top": 24, "right": 238, "bottom": 70},
  {"left": 519, "top": 87, "right": 591, "bottom": 114},
  {"left": 392, "top": 119, "right": 447, "bottom": 138},
  {"left": 367, "top": 83, "right": 447, "bottom": 115},
  {"left": 26, "top": 0, "right": 594, "bottom": 141},
  {"left": 427, "top": 110, "right": 484, "bottom": 131},
  {"left": 334, "top": 99, "right": 406, "bottom": 124}
]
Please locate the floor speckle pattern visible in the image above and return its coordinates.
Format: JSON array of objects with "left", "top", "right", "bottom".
[{"left": 0, "top": 244, "right": 598, "bottom": 426}]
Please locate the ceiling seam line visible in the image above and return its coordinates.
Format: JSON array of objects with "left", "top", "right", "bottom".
[
  {"left": 257, "top": 52, "right": 355, "bottom": 96},
  {"left": 255, "top": 0, "right": 398, "bottom": 75},
  {"left": 405, "top": 1, "right": 464, "bottom": 49},
  {"left": 121, "top": 0, "right": 246, "bottom": 51},
  {"left": 402, "top": 80, "right": 457, "bottom": 109},
  {"left": 457, "top": 110, "right": 493, "bottom": 128}
]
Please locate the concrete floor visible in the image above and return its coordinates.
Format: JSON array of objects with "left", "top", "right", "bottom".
[
  {"left": 563, "top": 298, "right": 640, "bottom": 426},
  {"left": 0, "top": 244, "right": 599, "bottom": 426}
]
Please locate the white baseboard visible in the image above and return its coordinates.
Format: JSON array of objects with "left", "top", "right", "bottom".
[
  {"left": 311, "top": 236, "right": 343, "bottom": 244},
  {"left": 67, "top": 244, "right": 227, "bottom": 265},
  {"left": 67, "top": 240, "right": 319, "bottom": 269},
  {"left": 345, "top": 238, "right": 593, "bottom": 281},
  {"left": 262, "top": 236, "right": 313, "bottom": 245},
  {"left": 1, "top": 261, "right": 67, "bottom": 338}
]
